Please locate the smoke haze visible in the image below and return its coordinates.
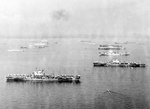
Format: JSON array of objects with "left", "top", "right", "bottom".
[{"left": 0, "top": 0, "right": 150, "bottom": 40}]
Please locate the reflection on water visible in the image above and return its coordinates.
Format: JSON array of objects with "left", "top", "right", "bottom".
[
  {"left": 0, "top": 38, "right": 149, "bottom": 109},
  {"left": 6, "top": 81, "right": 81, "bottom": 86}
]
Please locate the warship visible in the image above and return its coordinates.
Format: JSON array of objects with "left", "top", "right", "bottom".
[
  {"left": 6, "top": 69, "right": 80, "bottom": 83},
  {"left": 99, "top": 50, "right": 129, "bottom": 56},
  {"left": 93, "top": 60, "right": 146, "bottom": 67},
  {"left": 98, "top": 45, "right": 125, "bottom": 50}
]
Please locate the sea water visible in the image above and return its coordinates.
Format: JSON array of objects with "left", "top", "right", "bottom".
[{"left": 0, "top": 38, "right": 149, "bottom": 109}]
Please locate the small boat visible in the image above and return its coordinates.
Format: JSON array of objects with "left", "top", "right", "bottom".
[
  {"left": 93, "top": 59, "right": 146, "bottom": 67},
  {"left": 20, "top": 46, "right": 28, "bottom": 49},
  {"left": 6, "top": 69, "right": 80, "bottom": 83},
  {"left": 114, "top": 41, "right": 128, "bottom": 44}
]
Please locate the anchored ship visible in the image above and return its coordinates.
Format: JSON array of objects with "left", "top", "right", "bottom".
[
  {"left": 93, "top": 59, "right": 146, "bottom": 67},
  {"left": 6, "top": 69, "right": 80, "bottom": 83},
  {"left": 98, "top": 45, "right": 125, "bottom": 50},
  {"left": 99, "top": 50, "right": 129, "bottom": 56},
  {"left": 114, "top": 41, "right": 128, "bottom": 44},
  {"left": 99, "top": 45, "right": 122, "bottom": 47}
]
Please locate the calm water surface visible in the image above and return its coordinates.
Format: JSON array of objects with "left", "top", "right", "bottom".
[{"left": 0, "top": 38, "right": 149, "bottom": 109}]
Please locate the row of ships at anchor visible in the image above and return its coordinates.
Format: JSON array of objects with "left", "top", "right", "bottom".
[
  {"left": 93, "top": 43, "right": 146, "bottom": 67},
  {"left": 6, "top": 39, "right": 81, "bottom": 83},
  {"left": 6, "top": 40, "right": 146, "bottom": 83}
]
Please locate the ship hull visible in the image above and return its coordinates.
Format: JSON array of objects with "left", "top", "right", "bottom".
[
  {"left": 99, "top": 54, "right": 129, "bottom": 56},
  {"left": 98, "top": 48, "right": 123, "bottom": 50},
  {"left": 6, "top": 70, "right": 81, "bottom": 83},
  {"left": 6, "top": 78, "right": 80, "bottom": 83},
  {"left": 93, "top": 63, "right": 146, "bottom": 67}
]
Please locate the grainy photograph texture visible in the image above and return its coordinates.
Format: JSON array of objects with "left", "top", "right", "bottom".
[{"left": 0, "top": 0, "right": 150, "bottom": 109}]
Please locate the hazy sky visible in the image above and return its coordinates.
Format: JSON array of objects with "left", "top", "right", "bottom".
[{"left": 0, "top": 0, "right": 150, "bottom": 38}]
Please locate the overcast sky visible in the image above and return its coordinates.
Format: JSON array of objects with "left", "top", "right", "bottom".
[{"left": 0, "top": 0, "right": 150, "bottom": 38}]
